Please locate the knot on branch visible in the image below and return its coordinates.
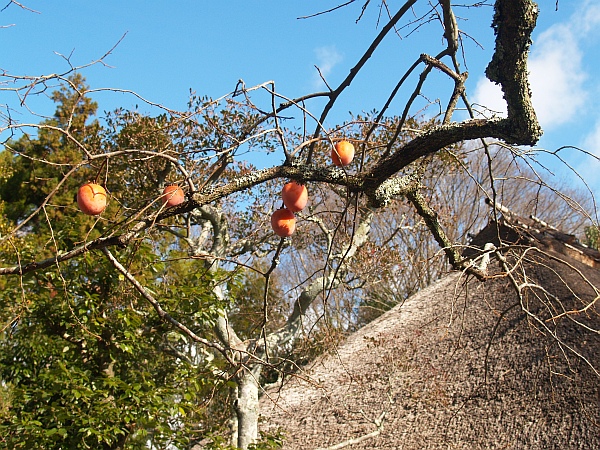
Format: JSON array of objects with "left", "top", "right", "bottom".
[{"left": 367, "top": 174, "right": 419, "bottom": 208}]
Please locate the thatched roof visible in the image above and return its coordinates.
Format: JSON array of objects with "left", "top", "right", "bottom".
[{"left": 260, "top": 216, "right": 600, "bottom": 449}]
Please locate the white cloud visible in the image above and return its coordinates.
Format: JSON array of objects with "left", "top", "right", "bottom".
[
  {"left": 472, "top": 77, "right": 506, "bottom": 118},
  {"left": 471, "top": 1, "right": 597, "bottom": 131},
  {"left": 572, "top": 0, "right": 600, "bottom": 33},
  {"left": 312, "top": 46, "right": 343, "bottom": 90},
  {"left": 583, "top": 120, "right": 600, "bottom": 155},
  {"left": 578, "top": 120, "right": 600, "bottom": 186},
  {"left": 528, "top": 25, "right": 586, "bottom": 128}
]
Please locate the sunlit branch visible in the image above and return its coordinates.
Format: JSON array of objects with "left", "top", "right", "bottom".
[
  {"left": 307, "top": 0, "right": 419, "bottom": 162},
  {"left": 261, "top": 207, "right": 374, "bottom": 358},
  {"left": 0, "top": 33, "right": 127, "bottom": 107},
  {"left": 407, "top": 188, "right": 487, "bottom": 280}
]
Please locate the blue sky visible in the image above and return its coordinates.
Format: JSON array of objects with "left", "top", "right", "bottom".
[{"left": 1, "top": 1, "right": 599, "bottom": 197}]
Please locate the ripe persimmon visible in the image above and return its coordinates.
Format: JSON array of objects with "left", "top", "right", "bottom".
[
  {"left": 77, "top": 182, "right": 107, "bottom": 216},
  {"left": 161, "top": 185, "right": 185, "bottom": 207},
  {"left": 271, "top": 208, "right": 296, "bottom": 237},
  {"left": 281, "top": 181, "right": 308, "bottom": 212},
  {"left": 332, "top": 140, "right": 355, "bottom": 167}
]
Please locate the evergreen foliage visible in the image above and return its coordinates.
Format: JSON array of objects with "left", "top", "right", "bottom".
[{"left": 0, "top": 76, "right": 230, "bottom": 449}]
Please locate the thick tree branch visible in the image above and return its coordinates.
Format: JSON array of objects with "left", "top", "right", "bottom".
[
  {"left": 407, "top": 188, "right": 487, "bottom": 280},
  {"left": 485, "top": 0, "right": 542, "bottom": 144},
  {"left": 188, "top": 205, "right": 244, "bottom": 352},
  {"left": 368, "top": 117, "right": 537, "bottom": 190}
]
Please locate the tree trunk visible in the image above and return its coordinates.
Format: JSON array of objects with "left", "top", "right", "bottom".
[{"left": 233, "top": 365, "right": 262, "bottom": 449}]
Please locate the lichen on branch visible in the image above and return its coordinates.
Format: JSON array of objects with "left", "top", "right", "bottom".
[{"left": 486, "top": 0, "right": 542, "bottom": 145}]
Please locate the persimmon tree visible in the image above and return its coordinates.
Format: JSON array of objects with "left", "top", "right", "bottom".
[{"left": 1, "top": 1, "right": 598, "bottom": 449}]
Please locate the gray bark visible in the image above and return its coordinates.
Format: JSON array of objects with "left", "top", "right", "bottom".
[{"left": 233, "top": 366, "right": 262, "bottom": 449}]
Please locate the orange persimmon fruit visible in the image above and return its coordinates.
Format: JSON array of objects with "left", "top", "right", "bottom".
[
  {"left": 281, "top": 181, "right": 308, "bottom": 212},
  {"left": 271, "top": 208, "right": 296, "bottom": 237},
  {"left": 161, "top": 185, "right": 185, "bottom": 207},
  {"left": 332, "top": 140, "right": 355, "bottom": 167},
  {"left": 77, "top": 182, "right": 107, "bottom": 216}
]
